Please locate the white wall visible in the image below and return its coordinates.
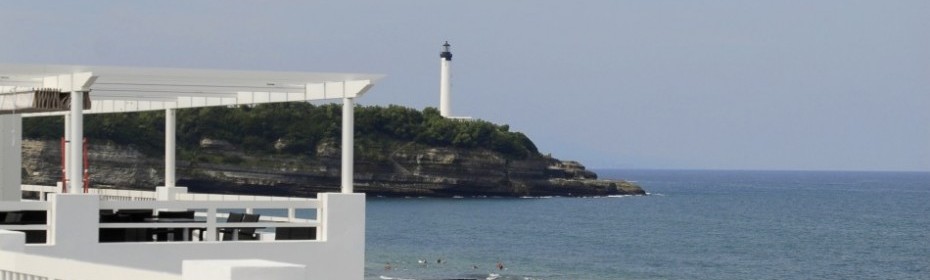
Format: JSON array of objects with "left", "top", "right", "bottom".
[
  {"left": 0, "top": 114, "right": 22, "bottom": 201},
  {"left": 182, "top": 260, "right": 305, "bottom": 280},
  {"left": 23, "top": 193, "right": 366, "bottom": 280}
]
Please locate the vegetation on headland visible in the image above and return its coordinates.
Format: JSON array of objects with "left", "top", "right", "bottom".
[
  {"left": 23, "top": 103, "right": 540, "bottom": 161},
  {"left": 21, "top": 103, "right": 645, "bottom": 196}
]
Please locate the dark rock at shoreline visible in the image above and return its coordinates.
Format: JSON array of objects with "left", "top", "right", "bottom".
[{"left": 21, "top": 139, "right": 645, "bottom": 198}]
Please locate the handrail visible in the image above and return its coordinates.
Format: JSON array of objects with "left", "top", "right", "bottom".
[
  {"left": 198, "top": 212, "right": 315, "bottom": 223},
  {"left": 20, "top": 184, "right": 58, "bottom": 192},
  {"left": 99, "top": 199, "right": 321, "bottom": 242},
  {"left": 90, "top": 189, "right": 157, "bottom": 201},
  {"left": 0, "top": 201, "right": 51, "bottom": 243},
  {"left": 100, "top": 200, "right": 319, "bottom": 209},
  {"left": 176, "top": 193, "right": 314, "bottom": 201},
  {"left": 99, "top": 222, "right": 320, "bottom": 229},
  {"left": 0, "top": 225, "right": 47, "bottom": 231},
  {"left": 22, "top": 184, "right": 315, "bottom": 202},
  {"left": 0, "top": 201, "right": 49, "bottom": 211}
]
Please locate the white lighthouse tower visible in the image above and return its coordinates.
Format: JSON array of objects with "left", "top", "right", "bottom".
[{"left": 439, "top": 41, "right": 453, "bottom": 118}]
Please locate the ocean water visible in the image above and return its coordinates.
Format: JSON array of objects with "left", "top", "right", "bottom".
[{"left": 365, "top": 170, "right": 930, "bottom": 280}]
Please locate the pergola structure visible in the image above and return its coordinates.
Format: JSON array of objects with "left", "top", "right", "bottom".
[{"left": 0, "top": 63, "right": 383, "bottom": 201}]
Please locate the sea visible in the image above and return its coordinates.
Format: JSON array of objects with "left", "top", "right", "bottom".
[{"left": 364, "top": 170, "right": 930, "bottom": 280}]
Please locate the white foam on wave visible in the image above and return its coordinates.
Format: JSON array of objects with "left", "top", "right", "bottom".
[
  {"left": 519, "top": 196, "right": 556, "bottom": 199},
  {"left": 486, "top": 273, "right": 500, "bottom": 280},
  {"left": 379, "top": 276, "right": 415, "bottom": 280},
  {"left": 580, "top": 195, "right": 635, "bottom": 199}
]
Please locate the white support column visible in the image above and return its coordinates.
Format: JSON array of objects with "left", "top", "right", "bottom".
[
  {"left": 68, "top": 91, "right": 83, "bottom": 194},
  {"left": 165, "top": 108, "right": 176, "bottom": 188},
  {"left": 0, "top": 114, "right": 23, "bottom": 201},
  {"left": 341, "top": 97, "right": 354, "bottom": 194}
]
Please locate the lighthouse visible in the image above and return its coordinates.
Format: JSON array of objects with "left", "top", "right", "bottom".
[{"left": 439, "top": 41, "right": 453, "bottom": 118}]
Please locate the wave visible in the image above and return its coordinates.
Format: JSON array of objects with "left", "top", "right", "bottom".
[
  {"left": 519, "top": 196, "right": 556, "bottom": 199},
  {"left": 576, "top": 194, "right": 637, "bottom": 199},
  {"left": 379, "top": 276, "right": 415, "bottom": 280}
]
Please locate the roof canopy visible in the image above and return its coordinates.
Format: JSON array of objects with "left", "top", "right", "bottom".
[{"left": 0, "top": 64, "right": 383, "bottom": 117}]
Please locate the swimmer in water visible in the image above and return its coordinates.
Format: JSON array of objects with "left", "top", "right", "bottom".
[
  {"left": 384, "top": 262, "right": 392, "bottom": 271},
  {"left": 496, "top": 262, "right": 504, "bottom": 271}
]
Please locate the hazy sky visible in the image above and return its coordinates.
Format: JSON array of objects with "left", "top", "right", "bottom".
[{"left": 2, "top": 1, "right": 928, "bottom": 171}]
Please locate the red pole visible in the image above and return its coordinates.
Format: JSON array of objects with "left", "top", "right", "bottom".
[
  {"left": 60, "top": 138, "right": 67, "bottom": 193},
  {"left": 83, "top": 138, "right": 89, "bottom": 193}
]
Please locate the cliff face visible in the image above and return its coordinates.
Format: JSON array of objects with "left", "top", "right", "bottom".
[
  {"left": 21, "top": 139, "right": 644, "bottom": 197},
  {"left": 22, "top": 140, "right": 164, "bottom": 188}
]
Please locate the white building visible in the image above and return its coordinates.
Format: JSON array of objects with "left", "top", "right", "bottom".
[
  {"left": 0, "top": 64, "right": 383, "bottom": 280},
  {"left": 438, "top": 42, "right": 471, "bottom": 121}
]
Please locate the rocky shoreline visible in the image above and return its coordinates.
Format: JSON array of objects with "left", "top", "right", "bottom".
[{"left": 21, "top": 139, "right": 645, "bottom": 197}]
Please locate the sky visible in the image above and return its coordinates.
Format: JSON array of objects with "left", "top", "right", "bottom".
[{"left": 1, "top": 1, "right": 928, "bottom": 171}]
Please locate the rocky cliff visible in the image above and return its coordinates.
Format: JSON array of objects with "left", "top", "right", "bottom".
[{"left": 21, "top": 139, "right": 644, "bottom": 197}]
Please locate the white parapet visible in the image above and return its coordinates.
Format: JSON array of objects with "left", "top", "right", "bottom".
[
  {"left": 0, "top": 230, "right": 26, "bottom": 252},
  {"left": 182, "top": 259, "right": 306, "bottom": 280},
  {"left": 156, "top": 186, "right": 188, "bottom": 201},
  {"left": 10, "top": 192, "right": 365, "bottom": 279}
]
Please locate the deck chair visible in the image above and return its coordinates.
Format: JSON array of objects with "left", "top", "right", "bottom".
[
  {"left": 3, "top": 212, "right": 23, "bottom": 224},
  {"left": 115, "top": 210, "right": 154, "bottom": 242},
  {"left": 219, "top": 213, "right": 245, "bottom": 240},
  {"left": 275, "top": 227, "right": 317, "bottom": 241},
  {"left": 236, "top": 214, "right": 262, "bottom": 241},
  {"left": 154, "top": 210, "right": 196, "bottom": 241},
  {"left": 99, "top": 212, "right": 125, "bottom": 242}
]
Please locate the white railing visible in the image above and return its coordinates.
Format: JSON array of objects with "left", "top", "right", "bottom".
[
  {"left": 98, "top": 199, "right": 320, "bottom": 242},
  {"left": 175, "top": 192, "right": 313, "bottom": 202},
  {"left": 0, "top": 201, "right": 49, "bottom": 232},
  {"left": 1, "top": 192, "right": 362, "bottom": 279},
  {"left": 20, "top": 184, "right": 57, "bottom": 201},
  {"left": 20, "top": 185, "right": 57, "bottom": 193},
  {"left": 90, "top": 189, "right": 157, "bottom": 201},
  {"left": 23, "top": 185, "right": 157, "bottom": 201},
  {"left": 16, "top": 185, "right": 320, "bottom": 241},
  {"left": 23, "top": 185, "right": 314, "bottom": 203},
  {"left": 1, "top": 269, "right": 58, "bottom": 280}
]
